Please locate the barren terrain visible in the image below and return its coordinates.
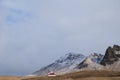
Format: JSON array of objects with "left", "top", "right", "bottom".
[
  {"left": 0, "top": 76, "right": 21, "bottom": 80},
  {"left": 22, "top": 70, "right": 120, "bottom": 80},
  {"left": 0, "top": 71, "right": 120, "bottom": 80}
]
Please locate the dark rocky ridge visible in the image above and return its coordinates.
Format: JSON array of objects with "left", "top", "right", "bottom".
[{"left": 101, "top": 45, "right": 120, "bottom": 66}]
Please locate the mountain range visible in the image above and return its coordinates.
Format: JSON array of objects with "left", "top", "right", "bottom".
[{"left": 32, "top": 45, "right": 120, "bottom": 76}]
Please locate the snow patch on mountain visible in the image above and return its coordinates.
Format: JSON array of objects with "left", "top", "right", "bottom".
[{"left": 32, "top": 53, "right": 86, "bottom": 76}]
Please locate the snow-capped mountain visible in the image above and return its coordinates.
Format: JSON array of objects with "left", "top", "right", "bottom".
[
  {"left": 32, "top": 45, "right": 120, "bottom": 76},
  {"left": 32, "top": 53, "right": 86, "bottom": 76}
]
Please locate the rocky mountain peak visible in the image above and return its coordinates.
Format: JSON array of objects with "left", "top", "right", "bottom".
[{"left": 101, "top": 45, "right": 120, "bottom": 66}]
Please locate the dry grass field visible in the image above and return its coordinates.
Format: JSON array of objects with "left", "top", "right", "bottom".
[
  {"left": 22, "top": 71, "right": 120, "bottom": 80},
  {"left": 0, "top": 76, "right": 21, "bottom": 80},
  {"left": 0, "top": 71, "right": 120, "bottom": 80}
]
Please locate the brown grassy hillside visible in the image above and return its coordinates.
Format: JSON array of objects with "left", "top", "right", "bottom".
[
  {"left": 22, "top": 70, "right": 120, "bottom": 80},
  {"left": 0, "top": 76, "right": 21, "bottom": 80}
]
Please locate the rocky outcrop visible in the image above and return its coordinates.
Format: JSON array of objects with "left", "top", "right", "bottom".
[{"left": 101, "top": 45, "right": 120, "bottom": 66}]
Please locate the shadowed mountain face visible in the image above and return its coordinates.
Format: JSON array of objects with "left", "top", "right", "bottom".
[{"left": 101, "top": 45, "right": 120, "bottom": 66}]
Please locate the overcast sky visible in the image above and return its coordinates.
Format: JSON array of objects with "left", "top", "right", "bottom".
[{"left": 0, "top": 0, "right": 120, "bottom": 76}]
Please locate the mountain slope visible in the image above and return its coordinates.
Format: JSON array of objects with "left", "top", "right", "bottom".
[{"left": 32, "top": 53, "right": 86, "bottom": 76}]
